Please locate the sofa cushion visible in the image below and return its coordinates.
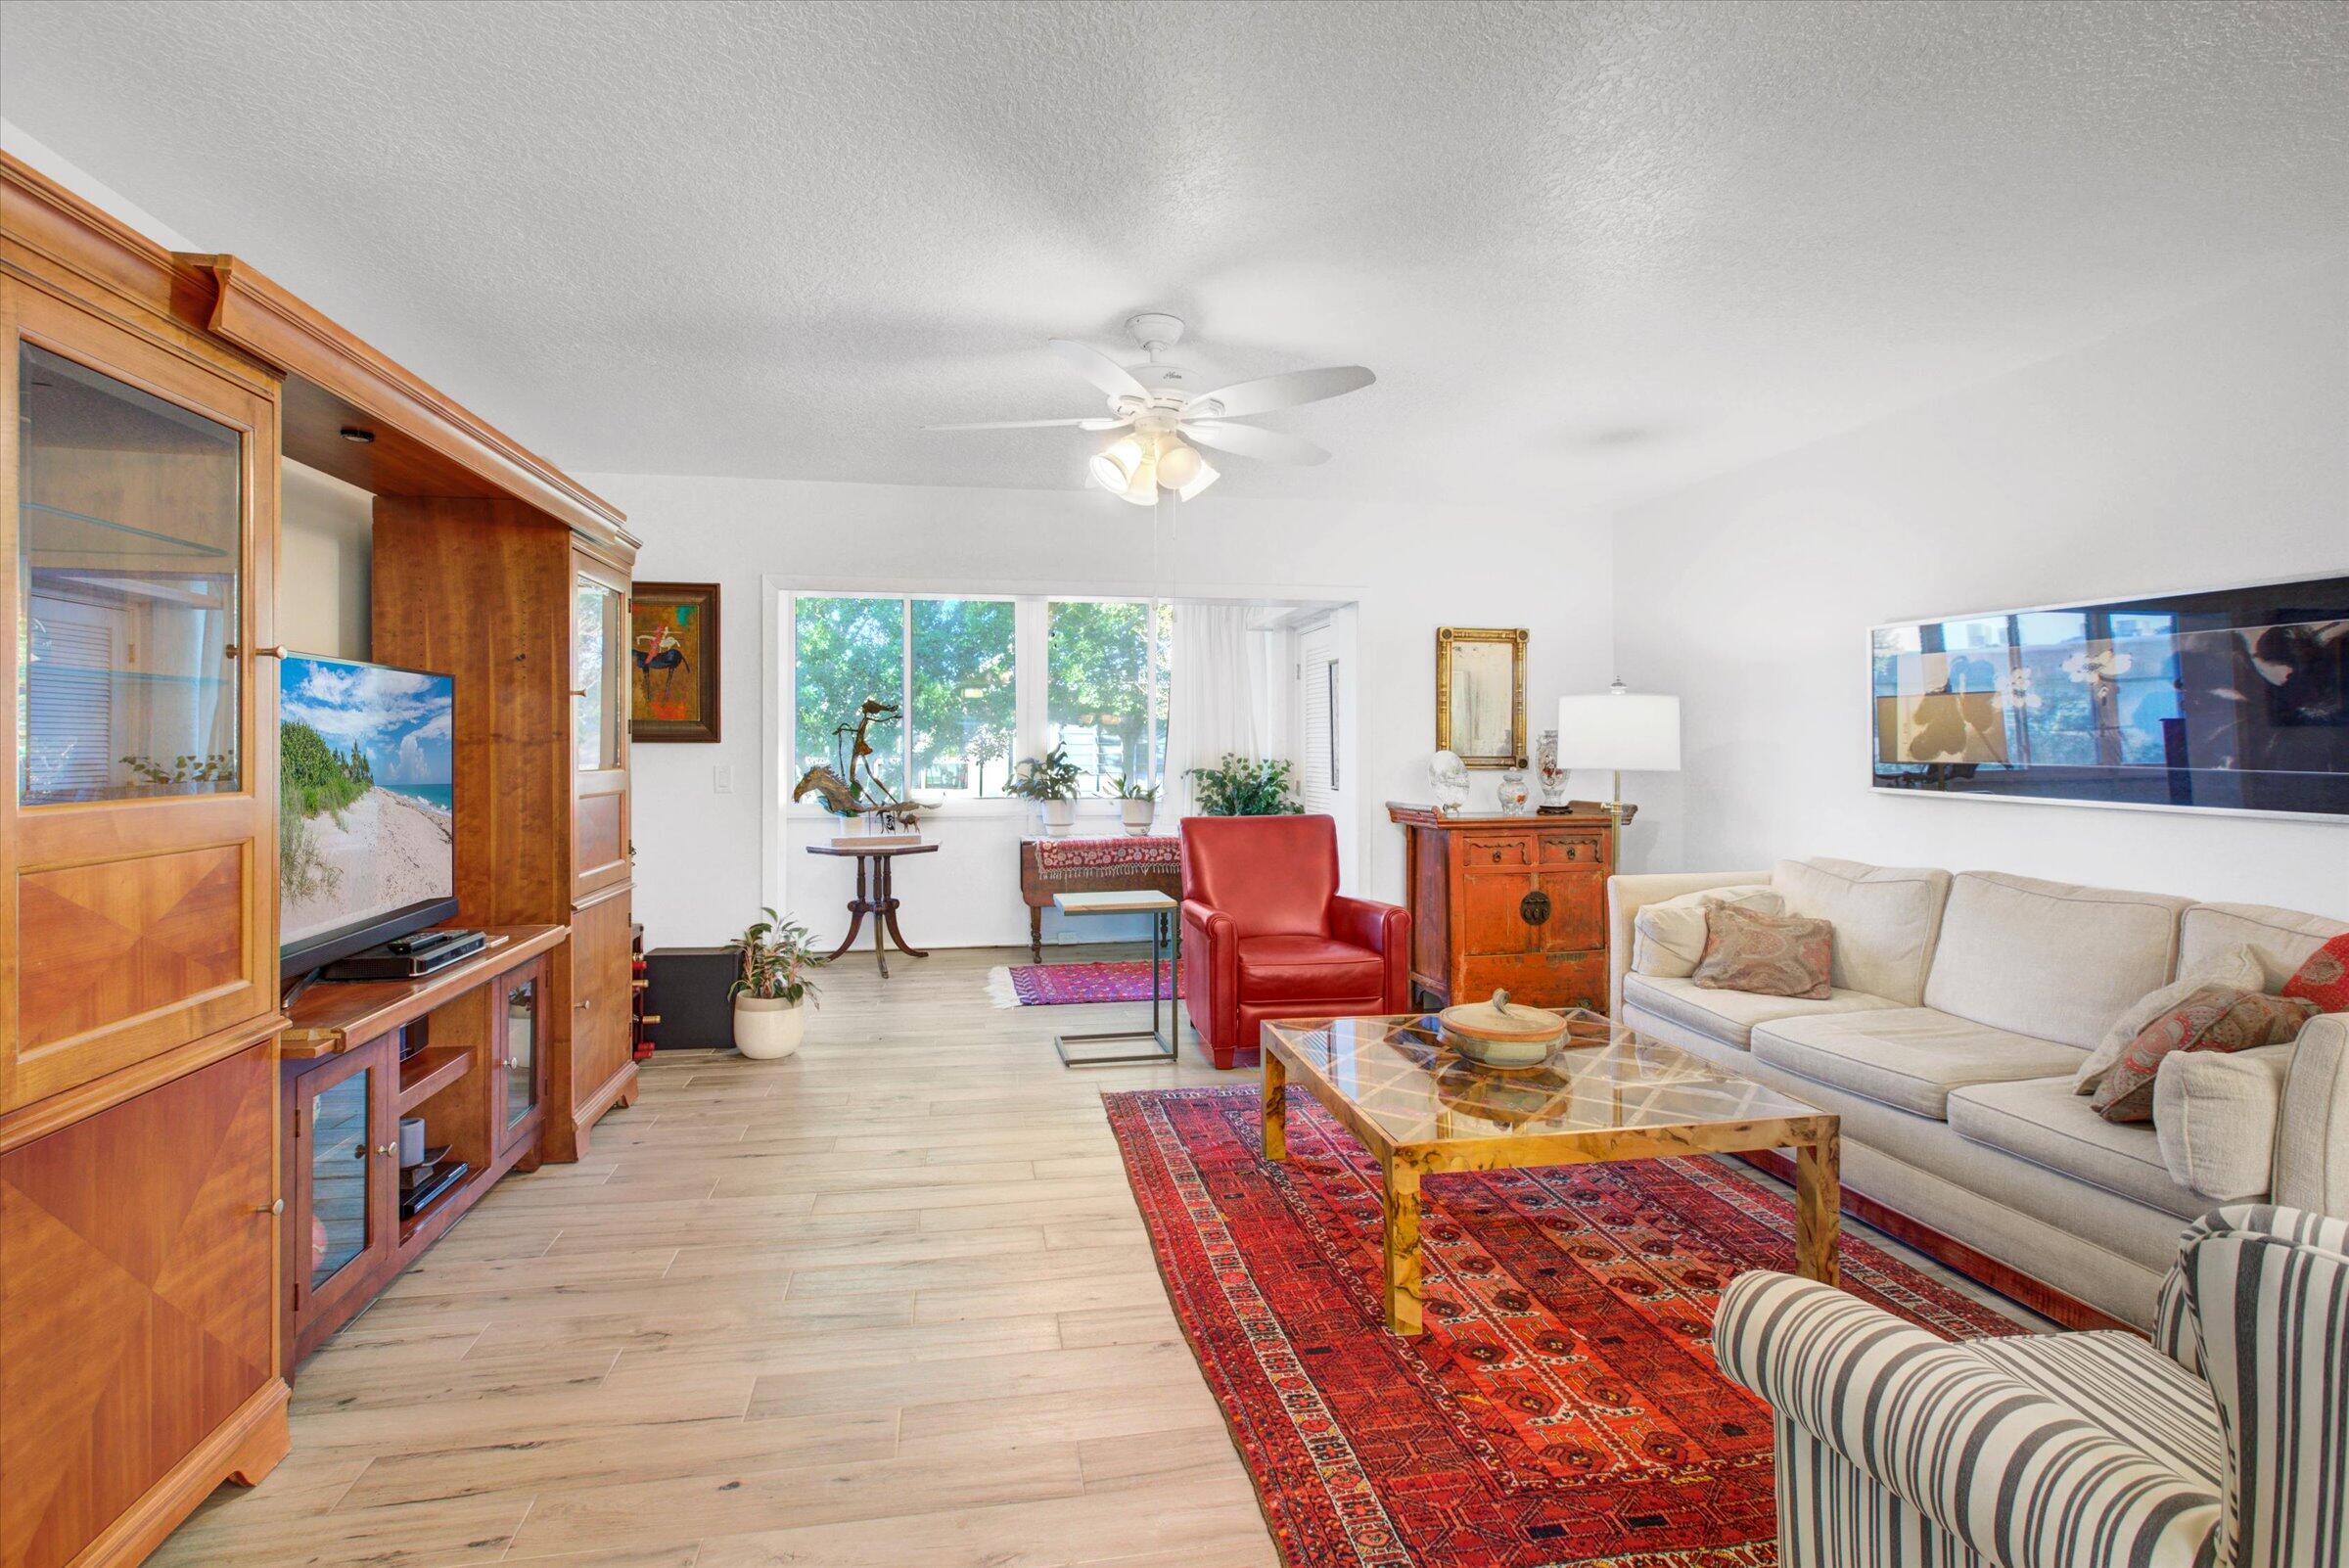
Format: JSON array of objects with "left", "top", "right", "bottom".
[
  {"left": 1771, "top": 857, "right": 1951, "bottom": 1005},
  {"left": 1632, "top": 883, "right": 1782, "bottom": 979},
  {"left": 1923, "top": 871, "right": 2189, "bottom": 1050},
  {"left": 1620, "top": 973, "right": 1900, "bottom": 1049},
  {"left": 2179, "top": 900, "right": 2348, "bottom": 987},
  {"left": 1753, "top": 1007, "right": 2081, "bottom": 1119},
  {"left": 2153, "top": 1043, "right": 2290, "bottom": 1203},
  {"left": 1947, "top": 1074, "right": 2207, "bottom": 1219},
  {"left": 1235, "top": 935, "right": 1384, "bottom": 1000}
]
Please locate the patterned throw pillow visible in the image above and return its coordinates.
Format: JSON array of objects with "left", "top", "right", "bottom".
[
  {"left": 1690, "top": 903, "right": 1834, "bottom": 1000},
  {"left": 2091, "top": 984, "right": 2317, "bottom": 1124},
  {"left": 2281, "top": 931, "right": 2349, "bottom": 1014}
]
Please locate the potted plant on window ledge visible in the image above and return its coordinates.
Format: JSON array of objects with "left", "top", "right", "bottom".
[
  {"left": 730, "top": 908, "right": 825, "bottom": 1060},
  {"left": 1008, "top": 743, "right": 1083, "bottom": 837},
  {"left": 1188, "top": 754, "right": 1302, "bottom": 815},
  {"left": 1113, "top": 774, "right": 1159, "bottom": 836}
]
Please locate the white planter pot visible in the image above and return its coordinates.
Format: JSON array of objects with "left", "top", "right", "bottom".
[
  {"left": 1120, "top": 799, "right": 1157, "bottom": 836},
  {"left": 733, "top": 995, "right": 806, "bottom": 1060},
  {"left": 1039, "top": 800, "right": 1079, "bottom": 838}
]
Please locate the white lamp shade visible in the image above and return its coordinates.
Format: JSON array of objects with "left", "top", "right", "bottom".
[{"left": 1555, "top": 689, "right": 1681, "bottom": 772}]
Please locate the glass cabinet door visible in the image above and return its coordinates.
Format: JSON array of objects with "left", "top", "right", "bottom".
[
  {"left": 502, "top": 974, "right": 539, "bottom": 1135},
  {"left": 17, "top": 343, "right": 243, "bottom": 805},
  {"left": 574, "top": 575, "right": 624, "bottom": 771},
  {"left": 308, "top": 1063, "right": 377, "bottom": 1294}
]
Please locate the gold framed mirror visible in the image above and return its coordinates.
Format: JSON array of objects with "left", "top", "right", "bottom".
[{"left": 1436, "top": 626, "right": 1528, "bottom": 768}]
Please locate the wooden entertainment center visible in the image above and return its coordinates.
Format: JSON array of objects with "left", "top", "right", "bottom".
[{"left": 0, "top": 153, "right": 639, "bottom": 1568}]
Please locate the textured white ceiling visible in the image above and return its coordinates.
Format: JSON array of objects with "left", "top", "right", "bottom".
[{"left": 3, "top": 0, "right": 2344, "bottom": 508}]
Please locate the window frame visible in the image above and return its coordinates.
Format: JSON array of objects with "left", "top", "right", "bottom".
[{"left": 783, "top": 590, "right": 1171, "bottom": 819}]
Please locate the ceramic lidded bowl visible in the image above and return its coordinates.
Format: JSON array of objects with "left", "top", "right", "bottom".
[{"left": 1437, "top": 990, "right": 1569, "bottom": 1068}]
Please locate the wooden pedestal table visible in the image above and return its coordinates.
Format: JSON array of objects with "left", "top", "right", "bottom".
[
  {"left": 1046, "top": 890, "right": 1180, "bottom": 1067},
  {"left": 1257, "top": 1010, "right": 1840, "bottom": 1336},
  {"left": 806, "top": 840, "right": 942, "bottom": 979}
]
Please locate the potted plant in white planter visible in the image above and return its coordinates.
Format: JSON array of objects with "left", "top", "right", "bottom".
[
  {"left": 729, "top": 908, "right": 825, "bottom": 1060},
  {"left": 1007, "top": 742, "right": 1083, "bottom": 837},
  {"left": 1114, "top": 774, "right": 1158, "bottom": 836}
]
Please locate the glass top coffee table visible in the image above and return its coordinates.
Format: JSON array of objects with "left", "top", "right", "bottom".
[{"left": 1259, "top": 1010, "right": 1841, "bottom": 1336}]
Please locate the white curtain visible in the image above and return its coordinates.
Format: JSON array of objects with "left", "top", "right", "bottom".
[{"left": 1164, "top": 602, "right": 1273, "bottom": 819}]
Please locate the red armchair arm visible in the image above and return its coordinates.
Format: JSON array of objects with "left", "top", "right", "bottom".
[
  {"left": 1327, "top": 894, "right": 1411, "bottom": 1013},
  {"left": 1181, "top": 898, "right": 1241, "bottom": 1055}
]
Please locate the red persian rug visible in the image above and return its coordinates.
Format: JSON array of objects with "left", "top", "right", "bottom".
[
  {"left": 1105, "top": 1085, "right": 2023, "bottom": 1568},
  {"left": 989, "top": 959, "right": 1186, "bottom": 1007}
]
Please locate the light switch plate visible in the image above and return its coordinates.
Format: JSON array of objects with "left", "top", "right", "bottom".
[{"left": 713, "top": 763, "right": 734, "bottom": 794}]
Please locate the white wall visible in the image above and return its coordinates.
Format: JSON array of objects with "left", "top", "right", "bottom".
[
  {"left": 1613, "top": 257, "right": 2349, "bottom": 915},
  {"left": 579, "top": 473, "right": 1615, "bottom": 948},
  {"left": 280, "top": 459, "right": 374, "bottom": 661}
]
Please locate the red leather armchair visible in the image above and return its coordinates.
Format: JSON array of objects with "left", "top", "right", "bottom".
[{"left": 1179, "top": 814, "right": 1409, "bottom": 1069}]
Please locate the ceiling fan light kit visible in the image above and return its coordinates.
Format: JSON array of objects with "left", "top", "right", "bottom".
[{"left": 926, "top": 311, "right": 1373, "bottom": 502}]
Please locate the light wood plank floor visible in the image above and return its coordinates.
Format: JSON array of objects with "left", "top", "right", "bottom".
[{"left": 155, "top": 944, "right": 2039, "bottom": 1568}]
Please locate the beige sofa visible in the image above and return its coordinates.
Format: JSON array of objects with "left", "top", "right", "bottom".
[{"left": 1608, "top": 858, "right": 2348, "bottom": 1327}]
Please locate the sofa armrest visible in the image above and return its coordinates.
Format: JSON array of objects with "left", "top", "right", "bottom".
[
  {"left": 1717, "top": 1271, "right": 2219, "bottom": 1568},
  {"left": 1606, "top": 871, "right": 1770, "bottom": 1017},
  {"left": 2272, "top": 1011, "right": 2349, "bottom": 1216}
]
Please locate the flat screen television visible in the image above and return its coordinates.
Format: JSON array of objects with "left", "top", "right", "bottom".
[{"left": 279, "top": 653, "right": 459, "bottom": 976}]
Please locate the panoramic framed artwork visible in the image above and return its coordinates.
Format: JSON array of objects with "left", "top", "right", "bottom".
[
  {"left": 629, "top": 581, "right": 720, "bottom": 743},
  {"left": 1437, "top": 625, "right": 1528, "bottom": 768},
  {"left": 1870, "top": 573, "right": 2349, "bottom": 818}
]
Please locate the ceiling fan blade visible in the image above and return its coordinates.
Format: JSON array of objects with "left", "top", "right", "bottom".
[
  {"left": 1186, "top": 365, "right": 1374, "bottom": 420},
  {"left": 1048, "top": 338, "right": 1149, "bottom": 398},
  {"left": 1181, "top": 421, "right": 1330, "bottom": 467},
  {"left": 924, "top": 414, "right": 1132, "bottom": 431}
]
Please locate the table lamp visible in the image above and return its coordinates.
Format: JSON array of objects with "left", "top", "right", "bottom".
[{"left": 1554, "top": 682, "right": 1681, "bottom": 859}]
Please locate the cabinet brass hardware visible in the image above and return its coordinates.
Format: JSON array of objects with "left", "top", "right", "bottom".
[
  {"left": 1519, "top": 890, "right": 1552, "bottom": 925},
  {"left": 230, "top": 643, "right": 291, "bottom": 659},
  {"left": 375, "top": 1143, "right": 395, "bottom": 1159},
  {"left": 576, "top": 996, "right": 595, "bottom": 1010},
  {"left": 253, "top": 1198, "right": 284, "bottom": 1217},
  {"left": 570, "top": 687, "right": 590, "bottom": 698}
]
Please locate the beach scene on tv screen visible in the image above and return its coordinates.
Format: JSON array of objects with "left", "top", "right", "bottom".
[{"left": 280, "top": 657, "right": 455, "bottom": 948}]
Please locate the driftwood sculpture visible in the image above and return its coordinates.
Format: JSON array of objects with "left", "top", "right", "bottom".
[
  {"left": 792, "top": 698, "right": 931, "bottom": 826},
  {"left": 790, "top": 763, "right": 860, "bottom": 815}
]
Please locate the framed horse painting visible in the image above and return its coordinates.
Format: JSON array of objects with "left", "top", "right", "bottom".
[{"left": 629, "top": 581, "right": 721, "bottom": 743}]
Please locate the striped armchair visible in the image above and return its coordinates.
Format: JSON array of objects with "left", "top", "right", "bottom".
[{"left": 1715, "top": 1206, "right": 2347, "bottom": 1568}]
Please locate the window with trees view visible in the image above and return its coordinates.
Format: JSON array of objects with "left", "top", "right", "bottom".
[
  {"left": 790, "top": 593, "right": 1170, "bottom": 805},
  {"left": 1047, "top": 599, "right": 1172, "bottom": 796}
]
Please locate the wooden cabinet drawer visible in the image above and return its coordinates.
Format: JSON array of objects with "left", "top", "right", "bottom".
[
  {"left": 1538, "top": 834, "right": 1606, "bottom": 867},
  {"left": 1456, "top": 952, "right": 1608, "bottom": 1014},
  {"left": 1459, "top": 834, "right": 1532, "bottom": 868}
]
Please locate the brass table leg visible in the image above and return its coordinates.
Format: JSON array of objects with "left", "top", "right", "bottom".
[
  {"left": 1382, "top": 1151, "right": 1423, "bottom": 1336},
  {"left": 1261, "top": 1049, "right": 1288, "bottom": 1161},
  {"left": 1794, "top": 1131, "right": 1842, "bottom": 1287}
]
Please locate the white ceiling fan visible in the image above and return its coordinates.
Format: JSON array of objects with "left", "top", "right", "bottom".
[{"left": 925, "top": 312, "right": 1376, "bottom": 504}]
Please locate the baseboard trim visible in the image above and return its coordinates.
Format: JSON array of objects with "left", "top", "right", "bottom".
[
  {"left": 67, "top": 1376, "right": 289, "bottom": 1568},
  {"left": 1735, "top": 1149, "right": 2139, "bottom": 1335}
]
